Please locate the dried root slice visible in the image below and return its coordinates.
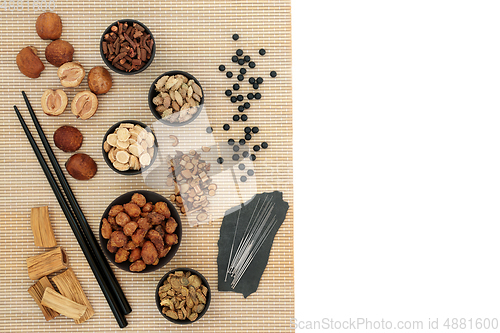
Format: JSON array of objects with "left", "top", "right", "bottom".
[
  {"left": 57, "top": 62, "right": 85, "bottom": 88},
  {"left": 41, "top": 288, "right": 87, "bottom": 321},
  {"left": 116, "top": 150, "right": 130, "bottom": 164},
  {"left": 139, "top": 152, "right": 151, "bottom": 166},
  {"left": 113, "top": 161, "right": 129, "bottom": 171},
  {"left": 41, "top": 89, "right": 67, "bottom": 116},
  {"left": 71, "top": 91, "right": 98, "bottom": 120},
  {"left": 129, "top": 155, "right": 141, "bottom": 170}
]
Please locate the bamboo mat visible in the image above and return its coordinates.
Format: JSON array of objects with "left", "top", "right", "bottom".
[{"left": 0, "top": 1, "right": 292, "bottom": 332}]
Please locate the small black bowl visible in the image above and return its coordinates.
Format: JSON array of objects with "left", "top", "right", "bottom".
[
  {"left": 155, "top": 268, "right": 211, "bottom": 324},
  {"left": 102, "top": 120, "right": 158, "bottom": 176},
  {"left": 99, "top": 190, "right": 182, "bottom": 273},
  {"left": 100, "top": 19, "right": 156, "bottom": 75},
  {"left": 148, "top": 71, "right": 204, "bottom": 126}
]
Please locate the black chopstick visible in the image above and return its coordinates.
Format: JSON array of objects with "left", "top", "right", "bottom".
[
  {"left": 21, "top": 91, "right": 132, "bottom": 316},
  {"left": 14, "top": 104, "right": 128, "bottom": 328}
]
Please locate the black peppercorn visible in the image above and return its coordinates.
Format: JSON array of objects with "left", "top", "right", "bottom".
[
  {"left": 244, "top": 55, "right": 251, "bottom": 62},
  {"left": 237, "top": 74, "right": 244, "bottom": 81},
  {"left": 225, "top": 89, "right": 232, "bottom": 97},
  {"left": 261, "top": 142, "right": 268, "bottom": 149},
  {"left": 247, "top": 169, "right": 254, "bottom": 176},
  {"left": 252, "top": 127, "right": 259, "bottom": 133},
  {"left": 245, "top": 133, "right": 252, "bottom": 140},
  {"left": 249, "top": 77, "right": 255, "bottom": 84},
  {"left": 233, "top": 83, "right": 240, "bottom": 90},
  {"left": 232, "top": 154, "right": 240, "bottom": 161},
  {"left": 217, "top": 157, "right": 224, "bottom": 164},
  {"left": 241, "top": 114, "right": 248, "bottom": 121},
  {"left": 239, "top": 139, "right": 246, "bottom": 145},
  {"left": 233, "top": 145, "right": 240, "bottom": 152},
  {"left": 219, "top": 65, "right": 226, "bottom": 71},
  {"left": 242, "top": 151, "right": 249, "bottom": 158},
  {"left": 226, "top": 71, "right": 233, "bottom": 78},
  {"left": 237, "top": 94, "right": 244, "bottom": 101},
  {"left": 247, "top": 93, "right": 254, "bottom": 100},
  {"left": 223, "top": 124, "right": 230, "bottom": 131},
  {"left": 238, "top": 58, "right": 245, "bottom": 65},
  {"left": 253, "top": 83, "right": 259, "bottom": 89},
  {"left": 244, "top": 127, "right": 251, "bottom": 134},
  {"left": 257, "top": 77, "right": 263, "bottom": 84},
  {"left": 240, "top": 68, "right": 247, "bottom": 75},
  {"left": 253, "top": 145, "right": 260, "bottom": 151},
  {"left": 230, "top": 96, "right": 237, "bottom": 103},
  {"left": 254, "top": 92, "right": 261, "bottom": 100},
  {"left": 250, "top": 154, "right": 257, "bottom": 161},
  {"left": 238, "top": 163, "right": 245, "bottom": 170},
  {"left": 232, "top": 55, "right": 238, "bottom": 63},
  {"left": 270, "top": 70, "right": 277, "bottom": 77},
  {"left": 228, "top": 138, "right": 235, "bottom": 145},
  {"left": 233, "top": 115, "right": 240, "bottom": 121},
  {"left": 232, "top": 34, "right": 239, "bottom": 41},
  {"left": 236, "top": 49, "right": 243, "bottom": 56},
  {"left": 206, "top": 126, "right": 213, "bottom": 133},
  {"left": 244, "top": 102, "right": 250, "bottom": 109},
  {"left": 238, "top": 105, "right": 244, "bottom": 112},
  {"left": 259, "top": 48, "right": 266, "bottom": 55},
  {"left": 249, "top": 61, "right": 256, "bottom": 68},
  {"left": 240, "top": 176, "right": 247, "bottom": 182}
]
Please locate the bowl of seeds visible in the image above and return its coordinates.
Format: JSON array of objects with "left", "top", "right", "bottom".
[
  {"left": 155, "top": 268, "right": 211, "bottom": 324},
  {"left": 102, "top": 120, "right": 158, "bottom": 175},
  {"left": 148, "top": 71, "right": 204, "bottom": 126}
]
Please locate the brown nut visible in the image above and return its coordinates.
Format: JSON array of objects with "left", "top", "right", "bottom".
[
  {"left": 57, "top": 62, "right": 85, "bottom": 87},
  {"left": 16, "top": 46, "right": 45, "bottom": 78},
  {"left": 36, "top": 12, "right": 62, "bottom": 40},
  {"left": 53, "top": 125, "right": 83, "bottom": 152},
  {"left": 65, "top": 153, "right": 97, "bottom": 180},
  {"left": 45, "top": 39, "right": 74, "bottom": 67},
  {"left": 41, "top": 89, "right": 67, "bottom": 116},
  {"left": 71, "top": 91, "right": 98, "bottom": 120},
  {"left": 88, "top": 66, "right": 112, "bottom": 95}
]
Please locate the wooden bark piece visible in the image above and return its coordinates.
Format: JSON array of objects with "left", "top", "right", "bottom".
[
  {"left": 27, "top": 276, "right": 59, "bottom": 321},
  {"left": 26, "top": 247, "right": 68, "bottom": 280},
  {"left": 52, "top": 268, "right": 94, "bottom": 324},
  {"left": 41, "top": 288, "right": 87, "bottom": 321},
  {"left": 30, "top": 206, "right": 57, "bottom": 247}
]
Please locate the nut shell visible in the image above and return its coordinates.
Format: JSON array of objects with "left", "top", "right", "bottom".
[
  {"left": 45, "top": 39, "right": 74, "bottom": 67},
  {"left": 41, "top": 89, "right": 67, "bottom": 116},
  {"left": 57, "top": 62, "right": 85, "bottom": 87},
  {"left": 71, "top": 91, "right": 98, "bottom": 120},
  {"left": 36, "top": 12, "right": 62, "bottom": 40},
  {"left": 16, "top": 46, "right": 45, "bottom": 79},
  {"left": 88, "top": 66, "right": 112, "bottom": 95},
  {"left": 65, "top": 153, "right": 97, "bottom": 180},
  {"left": 53, "top": 125, "right": 83, "bottom": 152}
]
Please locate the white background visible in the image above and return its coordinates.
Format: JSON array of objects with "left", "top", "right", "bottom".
[{"left": 293, "top": 1, "right": 500, "bottom": 332}]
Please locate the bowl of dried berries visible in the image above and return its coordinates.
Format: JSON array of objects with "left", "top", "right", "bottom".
[
  {"left": 156, "top": 268, "right": 211, "bottom": 323},
  {"left": 99, "top": 191, "right": 182, "bottom": 273},
  {"left": 148, "top": 71, "right": 204, "bottom": 126},
  {"left": 100, "top": 19, "right": 155, "bottom": 74}
]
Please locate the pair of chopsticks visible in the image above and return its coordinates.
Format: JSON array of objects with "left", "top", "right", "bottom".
[{"left": 14, "top": 91, "right": 131, "bottom": 328}]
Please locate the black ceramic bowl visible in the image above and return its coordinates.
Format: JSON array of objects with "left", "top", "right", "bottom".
[
  {"left": 102, "top": 120, "right": 158, "bottom": 176},
  {"left": 100, "top": 19, "right": 156, "bottom": 75},
  {"left": 155, "top": 267, "right": 211, "bottom": 324},
  {"left": 99, "top": 190, "right": 182, "bottom": 273},
  {"left": 148, "top": 71, "right": 204, "bottom": 126}
]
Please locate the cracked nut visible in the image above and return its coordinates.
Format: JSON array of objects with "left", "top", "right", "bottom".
[
  {"left": 16, "top": 46, "right": 45, "bottom": 79},
  {"left": 57, "top": 62, "right": 85, "bottom": 87},
  {"left": 41, "top": 89, "right": 67, "bottom": 116},
  {"left": 45, "top": 39, "right": 74, "bottom": 67},
  {"left": 36, "top": 12, "right": 62, "bottom": 40},
  {"left": 65, "top": 153, "right": 97, "bottom": 180},
  {"left": 53, "top": 125, "right": 83, "bottom": 152},
  {"left": 88, "top": 66, "right": 112, "bottom": 95},
  {"left": 71, "top": 91, "right": 98, "bottom": 120}
]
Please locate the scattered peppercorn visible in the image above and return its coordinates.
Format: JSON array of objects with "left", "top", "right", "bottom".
[
  {"left": 239, "top": 163, "right": 245, "bottom": 170},
  {"left": 236, "top": 49, "right": 243, "bottom": 56},
  {"left": 249, "top": 77, "right": 256, "bottom": 84},
  {"left": 225, "top": 89, "right": 232, "bottom": 96},
  {"left": 245, "top": 133, "right": 252, "bottom": 141},
  {"left": 253, "top": 145, "right": 260, "bottom": 151},
  {"left": 206, "top": 126, "right": 213, "bottom": 133},
  {"left": 228, "top": 139, "right": 235, "bottom": 145},
  {"left": 233, "top": 83, "right": 240, "bottom": 90},
  {"left": 259, "top": 48, "right": 266, "bottom": 56},
  {"left": 233, "top": 145, "right": 240, "bottom": 152},
  {"left": 237, "top": 95, "right": 244, "bottom": 101},
  {"left": 242, "top": 151, "right": 249, "bottom": 158},
  {"left": 250, "top": 154, "right": 256, "bottom": 161},
  {"left": 252, "top": 127, "right": 259, "bottom": 133},
  {"left": 219, "top": 65, "right": 226, "bottom": 71},
  {"left": 257, "top": 77, "right": 264, "bottom": 84},
  {"left": 238, "top": 105, "right": 245, "bottom": 112},
  {"left": 254, "top": 92, "right": 262, "bottom": 100},
  {"left": 244, "top": 102, "right": 250, "bottom": 109},
  {"left": 240, "top": 68, "right": 247, "bottom": 75},
  {"left": 239, "top": 139, "right": 246, "bottom": 145},
  {"left": 233, "top": 115, "right": 240, "bottom": 121},
  {"left": 217, "top": 157, "right": 224, "bottom": 164},
  {"left": 232, "top": 154, "right": 240, "bottom": 161},
  {"left": 261, "top": 142, "right": 268, "bottom": 149},
  {"left": 247, "top": 93, "right": 254, "bottom": 100},
  {"left": 270, "top": 70, "right": 277, "bottom": 77},
  {"left": 238, "top": 58, "right": 245, "bottom": 65},
  {"left": 249, "top": 61, "right": 256, "bottom": 68},
  {"left": 240, "top": 176, "right": 247, "bottom": 182},
  {"left": 247, "top": 169, "right": 254, "bottom": 176},
  {"left": 244, "top": 127, "right": 251, "bottom": 134},
  {"left": 244, "top": 55, "right": 251, "bottom": 62},
  {"left": 232, "top": 34, "right": 239, "bottom": 41},
  {"left": 253, "top": 83, "right": 259, "bottom": 89},
  {"left": 230, "top": 96, "right": 237, "bottom": 103},
  {"left": 241, "top": 114, "right": 248, "bottom": 121},
  {"left": 237, "top": 74, "right": 244, "bottom": 81},
  {"left": 226, "top": 71, "right": 233, "bottom": 78},
  {"left": 232, "top": 55, "right": 238, "bottom": 63},
  {"left": 223, "top": 124, "right": 230, "bottom": 131}
]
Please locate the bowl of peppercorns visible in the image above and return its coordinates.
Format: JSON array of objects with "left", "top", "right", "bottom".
[
  {"left": 148, "top": 71, "right": 204, "bottom": 126},
  {"left": 100, "top": 19, "right": 156, "bottom": 75}
]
